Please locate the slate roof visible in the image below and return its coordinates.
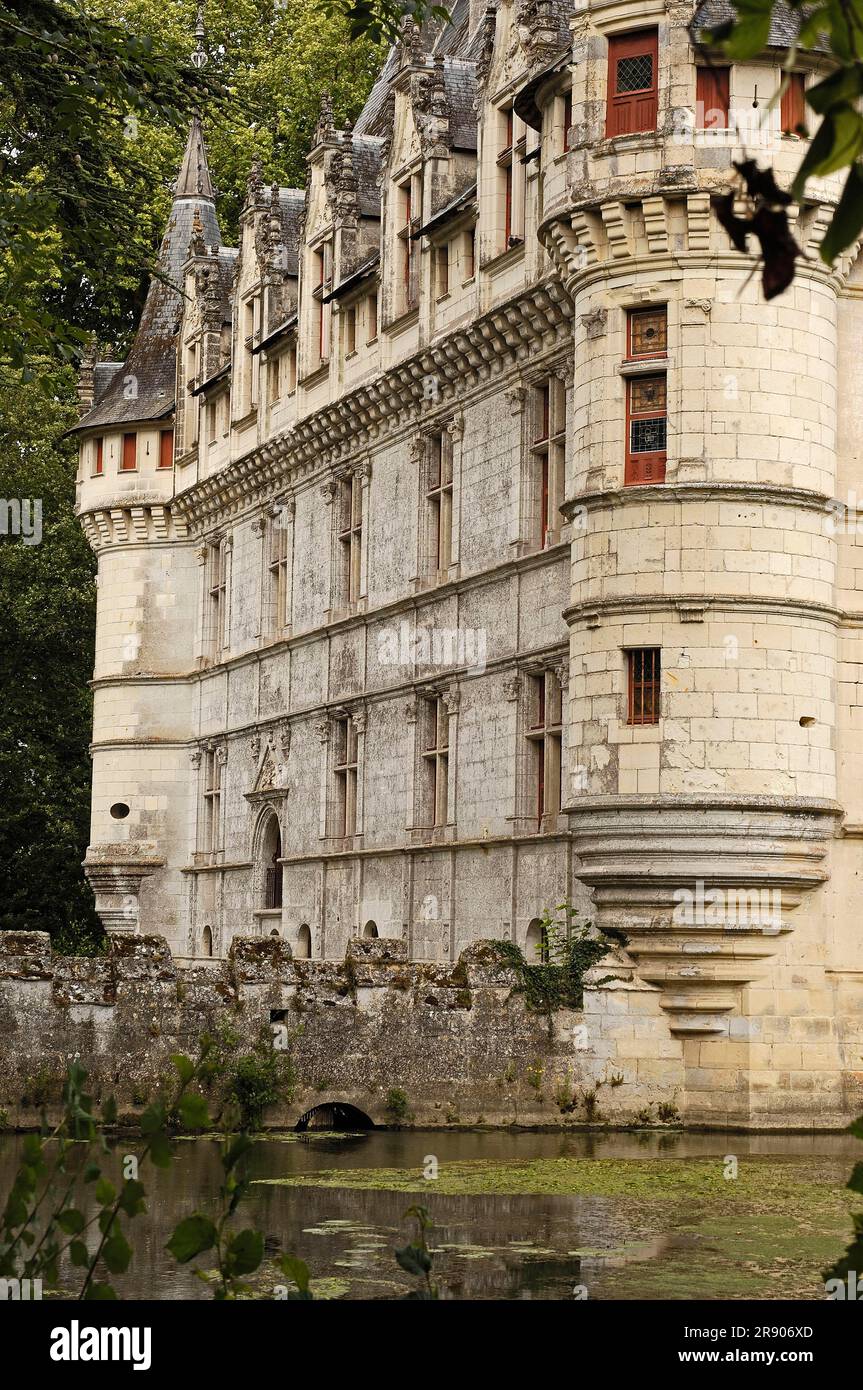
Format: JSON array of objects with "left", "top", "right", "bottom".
[
  {"left": 71, "top": 117, "right": 222, "bottom": 434},
  {"left": 693, "top": 0, "right": 814, "bottom": 46},
  {"left": 353, "top": 137, "right": 383, "bottom": 218}
]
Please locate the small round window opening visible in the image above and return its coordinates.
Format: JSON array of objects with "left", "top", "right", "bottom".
[{"left": 110, "top": 802, "right": 131, "bottom": 819}]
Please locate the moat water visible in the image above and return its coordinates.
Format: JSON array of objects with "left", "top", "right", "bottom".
[{"left": 0, "top": 1129, "right": 858, "bottom": 1300}]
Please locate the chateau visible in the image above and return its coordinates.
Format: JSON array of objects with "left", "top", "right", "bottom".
[{"left": 71, "top": 0, "right": 863, "bottom": 1124}]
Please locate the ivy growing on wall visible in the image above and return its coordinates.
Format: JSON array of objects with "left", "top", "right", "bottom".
[{"left": 490, "top": 904, "right": 625, "bottom": 1014}]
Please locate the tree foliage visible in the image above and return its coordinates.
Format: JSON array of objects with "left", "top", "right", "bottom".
[
  {"left": 0, "top": 363, "right": 102, "bottom": 950},
  {"left": 700, "top": 0, "right": 863, "bottom": 282},
  {"left": 0, "top": 1, "right": 383, "bottom": 950}
]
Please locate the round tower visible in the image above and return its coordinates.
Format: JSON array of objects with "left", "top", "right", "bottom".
[
  {"left": 71, "top": 118, "right": 222, "bottom": 948},
  {"left": 538, "top": 1, "right": 851, "bottom": 1122}
]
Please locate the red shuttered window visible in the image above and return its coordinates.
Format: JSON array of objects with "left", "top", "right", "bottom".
[
  {"left": 121, "top": 433, "right": 137, "bottom": 471},
  {"left": 696, "top": 65, "right": 730, "bottom": 129},
  {"left": 94, "top": 437, "right": 103, "bottom": 475},
  {"left": 781, "top": 72, "right": 806, "bottom": 135},
  {"left": 606, "top": 30, "right": 658, "bottom": 138},
  {"left": 624, "top": 306, "right": 667, "bottom": 485},
  {"left": 626, "top": 376, "right": 667, "bottom": 484},
  {"left": 159, "top": 429, "right": 174, "bottom": 469}
]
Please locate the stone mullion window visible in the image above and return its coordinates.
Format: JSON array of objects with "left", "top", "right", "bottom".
[
  {"left": 267, "top": 498, "right": 294, "bottom": 637},
  {"left": 521, "top": 669, "right": 563, "bottom": 831},
  {"left": 496, "top": 104, "right": 526, "bottom": 252},
  {"left": 333, "top": 712, "right": 359, "bottom": 839},
  {"left": 421, "top": 695, "right": 449, "bottom": 829},
  {"left": 357, "top": 463, "right": 371, "bottom": 603},
  {"left": 202, "top": 744, "right": 226, "bottom": 858},
  {"left": 337, "top": 473, "right": 362, "bottom": 607},
  {"left": 529, "top": 376, "right": 567, "bottom": 548},
  {"left": 205, "top": 536, "right": 229, "bottom": 659},
  {"left": 413, "top": 421, "right": 461, "bottom": 590}
]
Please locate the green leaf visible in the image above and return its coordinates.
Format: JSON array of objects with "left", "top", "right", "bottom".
[
  {"left": 806, "top": 65, "right": 863, "bottom": 116},
  {"left": 83, "top": 1282, "right": 117, "bottom": 1300},
  {"left": 278, "top": 1255, "right": 310, "bottom": 1293},
  {"left": 849, "top": 1115, "right": 863, "bottom": 1140},
  {"left": 171, "top": 1054, "right": 195, "bottom": 1084},
  {"left": 225, "top": 1228, "right": 263, "bottom": 1276},
  {"left": 101, "top": 1095, "right": 117, "bottom": 1125},
  {"left": 820, "top": 162, "right": 863, "bottom": 262},
  {"left": 95, "top": 1178, "right": 116, "bottom": 1206},
  {"left": 792, "top": 107, "right": 863, "bottom": 197},
  {"left": 148, "top": 1131, "right": 173, "bottom": 1168},
  {"left": 83, "top": 1163, "right": 101, "bottom": 1184},
  {"left": 166, "top": 1214, "right": 217, "bottom": 1263},
  {"left": 70, "top": 1240, "right": 90, "bottom": 1268},
  {"left": 57, "top": 1207, "right": 85, "bottom": 1235},
  {"left": 715, "top": 12, "right": 774, "bottom": 61},
  {"left": 140, "top": 1103, "right": 166, "bottom": 1136},
  {"left": 223, "top": 1134, "right": 254, "bottom": 1172},
  {"left": 178, "top": 1092, "right": 209, "bottom": 1130},
  {"left": 118, "top": 1180, "right": 146, "bottom": 1217},
  {"left": 102, "top": 1228, "right": 132, "bottom": 1274},
  {"left": 395, "top": 1243, "right": 432, "bottom": 1277}
]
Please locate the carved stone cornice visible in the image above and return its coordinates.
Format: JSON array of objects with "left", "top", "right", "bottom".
[{"left": 173, "top": 276, "right": 572, "bottom": 534}]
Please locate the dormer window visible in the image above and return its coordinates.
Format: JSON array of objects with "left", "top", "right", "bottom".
[
  {"left": 606, "top": 30, "right": 659, "bottom": 137},
  {"left": 397, "top": 173, "right": 420, "bottom": 314},
  {"left": 435, "top": 243, "right": 449, "bottom": 300},
  {"left": 366, "top": 290, "right": 378, "bottom": 343},
  {"left": 497, "top": 105, "right": 525, "bottom": 250},
  {"left": 312, "top": 238, "right": 333, "bottom": 363}
]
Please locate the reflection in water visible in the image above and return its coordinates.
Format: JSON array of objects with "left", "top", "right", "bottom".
[{"left": 0, "top": 1129, "right": 855, "bottom": 1301}]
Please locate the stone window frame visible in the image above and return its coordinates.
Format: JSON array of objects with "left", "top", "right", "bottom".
[
  {"left": 511, "top": 657, "right": 568, "bottom": 834},
  {"left": 198, "top": 532, "right": 232, "bottom": 663},
  {"left": 389, "top": 161, "right": 422, "bottom": 323},
  {"left": 193, "top": 740, "right": 227, "bottom": 862},
  {"left": 407, "top": 685, "right": 459, "bottom": 845},
  {"left": 318, "top": 705, "right": 367, "bottom": 847},
  {"left": 495, "top": 100, "right": 526, "bottom": 255},
  {"left": 254, "top": 496, "right": 295, "bottom": 643},
  {"left": 322, "top": 460, "right": 371, "bottom": 620},
  {"left": 510, "top": 359, "right": 572, "bottom": 556},
  {"left": 303, "top": 231, "right": 334, "bottom": 377},
  {"left": 236, "top": 288, "right": 261, "bottom": 422},
  {"left": 411, "top": 416, "right": 463, "bottom": 592}
]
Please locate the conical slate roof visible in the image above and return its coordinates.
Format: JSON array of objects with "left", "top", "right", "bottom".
[{"left": 72, "top": 117, "right": 222, "bottom": 433}]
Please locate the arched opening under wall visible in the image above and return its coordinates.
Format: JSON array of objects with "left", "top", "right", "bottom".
[
  {"left": 525, "top": 917, "right": 549, "bottom": 964},
  {"left": 261, "top": 812, "right": 283, "bottom": 909},
  {"left": 362, "top": 919, "right": 379, "bottom": 939},
  {"left": 295, "top": 1102, "right": 375, "bottom": 1132},
  {"left": 295, "top": 923, "right": 312, "bottom": 959},
  {"left": 201, "top": 925, "right": 213, "bottom": 958},
  {"left": 269, "top": 927, "right": 280, "bottom": 938}
]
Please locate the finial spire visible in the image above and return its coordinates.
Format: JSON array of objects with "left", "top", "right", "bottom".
[
  {"left": 175, "top": 114, "right": 215, "bottom": 200},
  {"left": 191, "top": 4, "right": 208, "bottom": 70}
]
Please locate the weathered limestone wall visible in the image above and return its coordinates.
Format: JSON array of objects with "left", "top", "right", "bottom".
[
  {"left": 2, "top": 930, "right": 861, "bottom": 1132},
  {"left": 0, "top": 931, "right": 681, "bottom": 1131}
]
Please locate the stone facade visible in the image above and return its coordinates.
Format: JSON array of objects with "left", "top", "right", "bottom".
[{"left": 68, "top": 1, "right": 863, "bottom": 1126}]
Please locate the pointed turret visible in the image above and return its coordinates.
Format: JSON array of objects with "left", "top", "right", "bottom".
[{"left": 70, "top": 117, "right": 222, "bottom": 433}]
